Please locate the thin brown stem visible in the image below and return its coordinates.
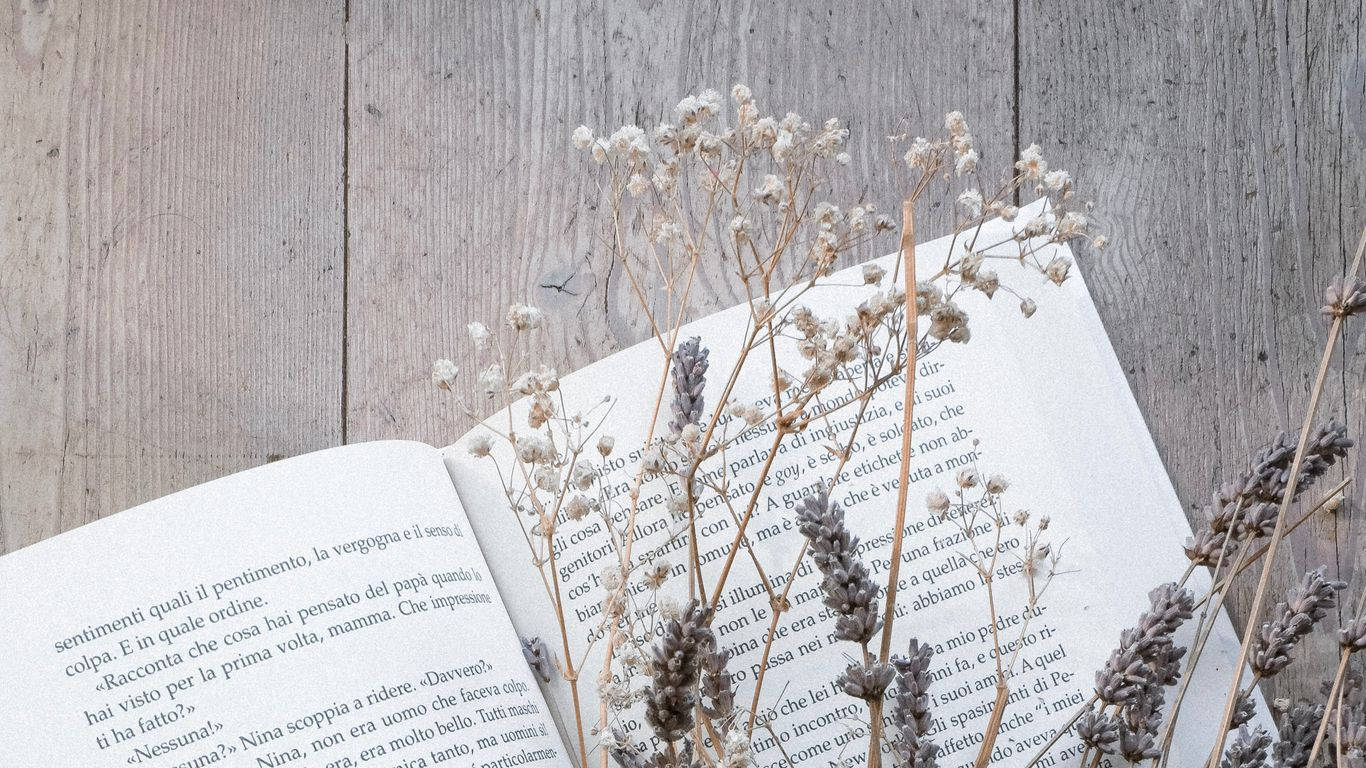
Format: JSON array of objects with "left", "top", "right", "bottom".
[{"left": 1207, "top": 225, "right": 1365, "bottom": 766}]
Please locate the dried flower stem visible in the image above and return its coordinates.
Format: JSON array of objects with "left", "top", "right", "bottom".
[
  {"left": 1305, "top": 649, "right": 1352, "bottom": 768},
  {"left": 863, "top": 195, "right": 921, "bottom": 768},
  {"left": 1206, "top": 226, "right": 1366, "bottom": 766}
]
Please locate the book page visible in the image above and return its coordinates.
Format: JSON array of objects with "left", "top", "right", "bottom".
[
  {"left": 444, "top": 201, "right": 1270, "bottom": 767},
  {"left": 0, "top": 441, "right": 568, "bottom": 767}
]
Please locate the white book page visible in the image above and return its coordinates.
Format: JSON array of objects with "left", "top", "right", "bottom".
[
  {"left": 0, "top": 441, "right": 569, "bottom": 767},
  {"left": 445, "top": 201, "right": 1270, "bottom": 767}
]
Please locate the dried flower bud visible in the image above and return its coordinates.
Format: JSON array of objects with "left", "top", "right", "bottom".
[
  {"left": 597, "top": 435, "right": 616, "bottom": 457},
  {"left": 955, "top": 468, "right": 979, "bottom": 489},
  {"left": 467, "top": 433, "right": 494, "bottom": 458},
  {"left": 507, "top": 303, "right": 544, "bottom": 331},
  {"left": 1016, "top": 143, "right": 1047, "bottom": 180},
  {"left": 467, "top": 321, "right": 492, "bottom": 349},
  {"left": 926, "top": 489, "right": 951, "bottom": 516},
  {"left": 571, "top": 125, "right": 594, "bottom": 150},
  {"left": 890, "top": 640, "right": 939, "bottom": 768},
  {"left": 1341, "top": 617, "right": 1366, "bottom": 651},
  {"left": 521, "top": 636, "right": 553, "bottom": 684},
  {"left": 1045, "top": 255, "right": 1071, "bottom": 285},
  {"left": 669, "top": 337, "right": 710, "bottom": 435},
  {"left": 1321, "top": 276, "right": 1366, "bottom": 318},
  {"left": 431, "top": 359, "right": 459, "bottom": 390},
  {"left": 863, "top": 262, "right": 886, "bottom": 285},
  {"left": 1218, "top": 726, "right": 1271, "bottom": 768},
  {"left": 837, "top": 660, "right": 895, "bottom": 701},
  {"left": 1020, "top": 298, "right": 1038, "bottom": 318},
  {"left": 985, "top": 473, "right": 1010, "bottom": 494}
]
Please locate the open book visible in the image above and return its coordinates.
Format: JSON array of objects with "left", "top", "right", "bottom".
[{"left": 0, "top": 205, "right": 1268, "bottom": 768}]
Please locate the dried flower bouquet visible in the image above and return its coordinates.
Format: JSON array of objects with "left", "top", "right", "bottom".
[{"left": 434, "top": 86, "right": 1366, "bottom": 768}]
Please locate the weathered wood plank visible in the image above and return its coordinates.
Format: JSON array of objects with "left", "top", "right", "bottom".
[
  {"left": 1019, "top": 0, "right": 1366, "bottom": 703},
  {"left": 0, "top": 0, "right": 346, "bottom": 554},
  {"left": 344, "top": 0, "right": 1017, "bottom": 444}
]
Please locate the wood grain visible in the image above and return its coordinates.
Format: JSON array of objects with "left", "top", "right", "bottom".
[
  {"left": 1019, "top": 0, "right": 1366, "bottom": 703},
  {"left": 344, "top": 0, "right": 1016, "bottom": 445},
  {"left": 2, "top": 0, "right": 1364, "bottom": 718},
  {"left": 0, "top": 0, "right": 346, "bottom": 553}
]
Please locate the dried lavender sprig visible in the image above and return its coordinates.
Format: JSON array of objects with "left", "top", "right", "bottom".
[
  {"left": 700, "top": 644, "right": 735, "bottom": 726},
  {"left": 1250, "top": 567, "right": 1346, "bottom": 678},
  {"left": 1186, "top": 422, "right": 1352, "bottom": 565},
  {"left": 837, "top": 659, "right": 895, "bottom": 702},
  {"left": 669, "top": 337, "right": 709, "bottom": 436},
  {"left": 890, "top": 640, "right": 939, "bottom": 768},
  {"left": 1094, "top": 583, "right": 1194, "bottom": 706},
  {"left": 1220, "top": 726, "right": 1272, "bottom": 768},
  {"left": 521, "top": 636, "right": 553, "bottom": 684},
  {"left": 1322, "top": 276, "right": 1366, "bottom": 318},
  {"left": 1076, "top": 710, "right": 1120, "bottom": 754},
  {"left": 644, "top": 600, "right": 715, "bottom": 743},
  {"left": 1341, "top": 616, "right": 1366, "bottom": 651},
  {"left": 1272, "top": 701, "right": 1324, "bottom": 768},
  {"left": 794, "top": 483, "right": 882, "bottom": 644}
]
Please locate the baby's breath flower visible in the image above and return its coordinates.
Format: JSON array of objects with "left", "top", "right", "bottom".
[
  {"left": 731, "top": 82, "right": 752, "bottom": 104},
  {"left": 974, "top": 269, "right": 999, "bottom": 299},
  {"left": 927, "top": 489, "right": 951, "bottom": 516},
  {"left": 477, "top": 363, "right": 505, "bottom": 397},
  {"left": 904, "top": 136, "right": 933, "bottom": 168},
  {"left": 835, "top": 151, "right": 852, "bottom": 165},
  {"left": 986, "top": 473, "right": 1010, "bottom": 494},
  {"left": 597, "top": 435, "right": 615, "bottom": 457},
  {"left": 1000, "top": 205, "right": 1019, "bottom": 221},
  {"left": 507, "top": 303, "right": 544, "bottom": 331},
  {"left": 1091, "top": 235, "right": 1109, "bottom": 250},
  {"left": 466, "top": 321, "right": 492, "bottom": 349},
  {"left": 626, "top": 172, "right": 650, "bottom": 197},
  {"left": 564, "top": 494, "right": 591, "bottom": 521},
  {"left": 1043, "top": 169, "right": 1071, "bottom": 191},
  {"left": 1016, "top": 143, "right": 1047, "bottom": 180},
  {"left": 957, "top": 188, "right": 984, "bottom": 217},
  {"left": 956, "top": 468, "right": 979, "bottom": 489},
  {"left": 1045, "top": 254, "right": 1072, "bottom": 285},
  {"left": 1020, "top": 298, "right": 1038, "bottom": 318},
  {"left": 431, "top": 358, "right": 458, "bottom": 390},
  {"left": 571, "top": 125, "right": 594, "bottom": 151},
  {"left": 863, "top": 262, "right": 886, "bottom": 285},
  {"left": 754, "top": 173, "right": 784, "bottom": 205},
  {"left": 515, "top": 433, "right": 554, "bottom": 465},
  {"left": 955, "top": 148, "right": 978, "bottom": 175},
  {"left": 467, "top": 433, "right": 494, "bottom": 458}
]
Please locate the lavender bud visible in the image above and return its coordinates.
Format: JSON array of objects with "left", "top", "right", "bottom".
[
  {"left": 891, "top": 640, "right": 939, "bottom": 768},
  {"left": 837, "top": 660, "right": 895, "bottom": 701},
  {"left": 1272, "top": 701, "right": 1324, "bottom": 768},
  {"left": 644, "top": 601, "right": 714, "bottom": 743},
  {"left": 1076, "top": 710, "right": 1120, "bottom": 753},
  {"left": 700, "top": 645, "right": 735, "bottom": 724},
  {"left": 669, "top": 337, "right": 709, "bottom": 435},
  {"left": 794, "top": 483, "right": 882, "bottom": 644},
  {"left": 1251, "top": 567, "right": 1346, "bottom": 678},
  {"left": 520, "top": 636, "right": 553, "bottom": 684},
  {"left": 1343, "top": 617, "right": 1366, "bottom": 651},
  {"left": 1219, "top": 726, "right": 1271, "bottom": 768}
]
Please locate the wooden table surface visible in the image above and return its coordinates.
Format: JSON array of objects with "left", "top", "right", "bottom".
[{"left": 2, "top": 1, "right": 1363, "bottom": 704}]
